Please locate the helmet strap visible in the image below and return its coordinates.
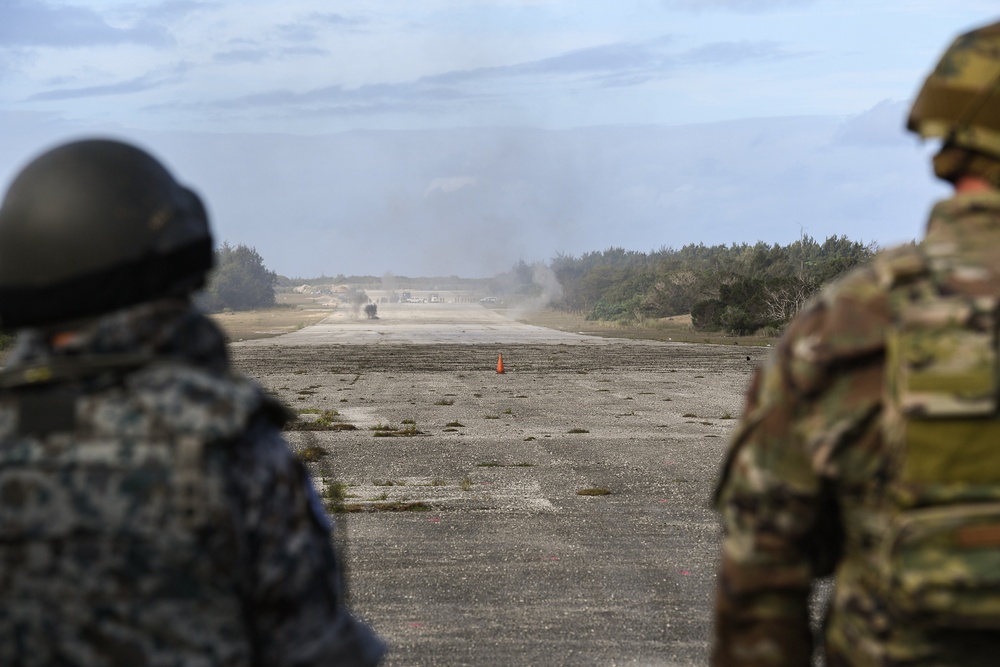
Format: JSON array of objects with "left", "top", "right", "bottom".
[{"left": 933, "top": 144, "right": 1000, "bottom": 190}]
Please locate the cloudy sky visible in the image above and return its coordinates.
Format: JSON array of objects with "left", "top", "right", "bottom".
[{"left": 0, "top": 1, "right": 995, "bottom": 278}]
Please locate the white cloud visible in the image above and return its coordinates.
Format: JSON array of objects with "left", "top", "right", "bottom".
[
  {"left": 0, "top": 0, "right": 174, "bottom": 47},
  {"left": 835, "top": 99, "right": 911, "bottom": 147},
  {"left": 424, "top": 176, "right": 478, "bottom": 197}
]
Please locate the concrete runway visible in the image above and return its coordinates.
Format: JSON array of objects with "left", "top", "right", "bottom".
[
  {"left": 231, "top": 302, "right": 764, "bottom": 666},
  {"left": 238, "top": 301, "right": 622, "bottom": 346}
]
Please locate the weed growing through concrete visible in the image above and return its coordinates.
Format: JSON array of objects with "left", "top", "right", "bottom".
[
  {"left": 503, "top": 408, "right": 513, "bottom": 415},
  {"left": 568, "top": 428, "right": 590, "bottom": 434},
  {"left": 401, "top": 419, "right": 416, "bottom": 425},
  {"left": 313, "top": 411, "right": 339, "bottom": 427},
  {"left": 298, "top": 444, "right": 328, "bottom": 462},
  {"left": 324, "top": 481, "right": 347, "bottom": 500},
  {"left": 720, "top": 412, "right": 734, "bottom": 419},
  {"left": 434, "top": 399, "right": 455, "bottom": 405},
  {"left": 476, "top": 461, "right": 501, "bottom": 467},
  {"left": 317, "top": 454, "right": 357, "bottom": 512},
  {"left": 682, "top": 413, "right": 698, "bottom": 418},
  {"left": 576, "top": 487, "right": 611, "bottom": 496},
  {"left": 287, "top": 409, "right": 356, "bottom": 431},
  {"left": 460, "top": 476, "right": 472, "bottom": 491},
  {"left": 484, "top": 414, "right": 500, "bottom": 420},
  {"left": 524, "top": 436, "right": 536, "bottom": 441},
  {"left": 372, "top": 423, "right": 425, "bottom": 437},
  {"left": 445, "top": 421, "right": 465, "bottom": 427}
]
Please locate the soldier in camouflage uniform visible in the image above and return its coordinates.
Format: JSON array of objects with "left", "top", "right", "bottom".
[
  {"left": 714, "top": 20, "right": 1000, "bottom": 667},
  {"left": 0, "top": 139, "right": 386, "bottom": 666}
]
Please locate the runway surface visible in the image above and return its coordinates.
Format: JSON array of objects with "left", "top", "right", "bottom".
[{"left": 231, "top": 301, "right": 764, "bottom": 666}]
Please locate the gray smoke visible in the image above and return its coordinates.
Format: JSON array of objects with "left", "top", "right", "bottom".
[{"left": 508, "top": 262, "right": 563, "bottom": 319}]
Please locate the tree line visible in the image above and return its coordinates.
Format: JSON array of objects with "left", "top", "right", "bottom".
[
  {"left": 198, "top": 235, "right": 877, "bottom": 337},
  {"left": 515, "top": 235, "right": 877, "bottom": 336}
]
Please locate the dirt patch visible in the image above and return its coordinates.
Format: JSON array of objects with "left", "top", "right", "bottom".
[
  {"left": 509, "top": 308, "right": 775, "bottom": 346},
  {"left": 209, "top": 292, "right": 336, "bottom": 342}
]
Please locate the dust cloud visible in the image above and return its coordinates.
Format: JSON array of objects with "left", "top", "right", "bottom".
[{"left": 507, "top": 262, "right": 564, "bottom": 319}]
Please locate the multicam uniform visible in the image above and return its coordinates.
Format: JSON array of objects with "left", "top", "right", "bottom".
[
  {"left": 0, "top": 300, "right": 385, "bottom": 666},
  {"left": 714, "top": 191, "right": 1000, "bottom": 667}
]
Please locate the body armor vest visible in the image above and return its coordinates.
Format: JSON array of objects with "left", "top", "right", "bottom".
[
  {"left": 877, "top": 245, "right": 1000, "bottom": 628},
  {"left": 0, "top": 357, "right": 280, "bottom": 666}
]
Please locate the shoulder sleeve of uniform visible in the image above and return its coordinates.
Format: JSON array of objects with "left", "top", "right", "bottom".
[
  {"left": 711, "top": 252, "right": 916, "bottom": 667},
  {"left": 124, "top": 364, "right": 294, "bottom": 440},
  {"left": 226, "top": 420, "right": 386, "bottom": 667},
  {"left": 781, "top": 258, "right": 897, "bottom": 396},
  {"left": 715, "top": 259, "right": 890, "bottom": 497}
]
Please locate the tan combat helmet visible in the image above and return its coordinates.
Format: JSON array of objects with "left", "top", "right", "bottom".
[{"left": 908, "top": 21, "right": 1000, "bottom": 185}]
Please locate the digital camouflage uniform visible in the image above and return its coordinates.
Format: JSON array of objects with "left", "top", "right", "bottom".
[
  {"left": 714, "top": 191, "right": 1000, "bottom": 666},
  {"left": 0, "top": 299, "right": 386, "bottom": 666}
]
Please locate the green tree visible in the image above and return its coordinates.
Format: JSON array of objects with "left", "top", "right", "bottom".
[
  {"left": 550, "top": 234, "right": 876, "bottom": 335},
  {"left": 203, "top": 242, "right": 277, "bottom": 311}
]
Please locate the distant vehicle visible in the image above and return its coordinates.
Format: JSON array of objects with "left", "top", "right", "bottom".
[{"left": 480, "top": 297, "right": 499, "bottom": 303}]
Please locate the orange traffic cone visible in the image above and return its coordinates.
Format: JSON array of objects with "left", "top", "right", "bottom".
[{"left": 496, "top": 354, "right": 505, "bottom": 374}]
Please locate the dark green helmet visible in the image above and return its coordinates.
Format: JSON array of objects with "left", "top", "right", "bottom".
[{"left": 0, "top": 139, "right": 214, "bottom": 329}]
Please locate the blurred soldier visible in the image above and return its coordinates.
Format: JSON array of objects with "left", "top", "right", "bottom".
[
  {"left": 714, "top": 20, "right": 1000, "bottom": 667},
  {"left": 0, "top": 139, "right": 386, "bottom": 666}
]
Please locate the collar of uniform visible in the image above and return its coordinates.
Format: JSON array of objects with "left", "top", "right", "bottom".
[
  {"left": 925, "top": 191, "right": 1000, "bottom": 246},
  {"left": 5, "top": 299, "right": 230, "bottom": 375}
]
